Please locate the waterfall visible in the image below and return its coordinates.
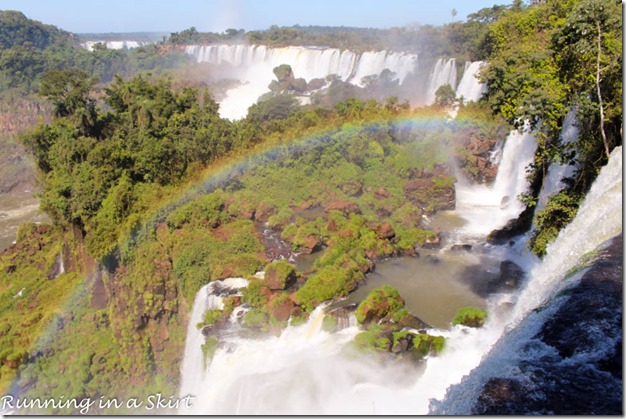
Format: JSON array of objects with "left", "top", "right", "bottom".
[
  {"left": 177, "top": 128, "right": 619, "bottom": 414},
  {"left": 448, "top": 60, "right": 486, "bottom": 118},
  {"left": 425, "top": 58, "right": 457, "bottom": 105},
  {"left": 80, "top": 40, "right": 148, "bottom": 51},
  {"left": 179, "top": 277, "right": 249, "bottom": 399},
  {"left": 185, "top": 45, "right": 418, "bottom": 119},
  {"left": 454, "top": 127, "right": 537, "bottom": 238},
  {"left": 455, "top": 61, "right": 486, "bottom": 104},
  {"left": 431, "top": 146, "right": 622, "bottom": 414}
]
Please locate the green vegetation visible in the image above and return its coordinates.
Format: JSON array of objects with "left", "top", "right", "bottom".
[
  {"left": 0, "top": 0, "right": 621, "bottom": 409},
  {"left": 355, "top": 285, "right": 405, "bottom": 325},
  {"left": 452, "top": 306, "right": 488, "bottom": 328},
  {"left": 476, "top": 0, "right": 622, "bottom": 254}
]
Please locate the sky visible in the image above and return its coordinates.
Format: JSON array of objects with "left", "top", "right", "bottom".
[{"left": 0, "top": 0, "right": 509, "bottom": 34}]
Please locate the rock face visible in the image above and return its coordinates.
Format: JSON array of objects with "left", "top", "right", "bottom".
[{"left": 472, "top": 235, "right": 623, "bottom": 415}]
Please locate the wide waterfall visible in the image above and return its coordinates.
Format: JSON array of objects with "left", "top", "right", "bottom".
[
  {"left": 80, "top": 40, "right": 149, "bottom": 51},
  {"left": 184, "top": 45, "right": 489, "bottom": 120},
  {"left": 185, "top": 45, "right": 418, "bottom": 119}
]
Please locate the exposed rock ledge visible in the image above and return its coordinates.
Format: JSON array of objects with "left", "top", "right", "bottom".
[{"left": 473, "top": 234, "right": 623, "bottom": 415}]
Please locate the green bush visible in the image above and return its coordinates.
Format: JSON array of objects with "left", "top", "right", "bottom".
[
  {"left": 413, "top": 333, "right": 446, "bottom": 357},
  {"left": 264, "top": 259, "right": 297, "bottom": 290},
  {"left": 196, "top": 309, "right": 223, "bottom": 329},
  {"left": 452, "top": 306, "right": 488, "bottom": 328},
  {"left": 355, "top": 285, "right": 405, "bottom": 324},
  {"left": 243, "top": 309, "right": 269, "bottom": 329},
  {"left": 295, "top": 266, "right": 360, "bottom": 312}
]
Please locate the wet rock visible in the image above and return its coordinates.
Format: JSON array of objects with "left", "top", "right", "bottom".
[
  {"left": 425, "top": 254, "right": 440, "bottom": 265},
  {"left": 450, "top": 244, "right": 472, "bottom": 252},
  {"left": 307, "top": 78, "right": 326, "bottom": 90},
  {"left": 422, "top": 233, "right": 442, "bottom": 249},
  {"left": 472, "top": 235, "right": 623, "bottom": 415},
  {"left": 475, "top": 378, "right": 525, "bottom": 414},
  {"left": 269, "top": 297, "right": 294, "bottom": 322}
]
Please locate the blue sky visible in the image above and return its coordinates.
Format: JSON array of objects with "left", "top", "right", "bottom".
[{"left": 0, "top": 0, "right": 508, "bottom": 33}]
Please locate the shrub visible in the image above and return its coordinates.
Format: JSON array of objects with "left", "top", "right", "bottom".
[
  {"left": 196, "top": 309, "right": 223, "bottom": 329},
  {"left": 264, "top": 260, "right": 297, "bottom": 290},
  {"left": 243, "top": 309, "right": 269, "bottom": 329},
  {"left": 452, "top": 306, "right": 488, "bottom": 328},
  {"left": 295, "top": 266, "right": 360, "bottom": 312},
  {"left": 201, "top": 336, "right": 219, "bottom": 368},
  {"left": 413, "top": 333, "right": 446, "bottom": 357},
  {"left": 355, "top": 285, "right": 405, "bottom": 324}
]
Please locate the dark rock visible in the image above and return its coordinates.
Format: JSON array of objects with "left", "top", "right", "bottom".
[
  {"left": 397, "top": 314, "right": 429, "bottom": 331},
  {"left": 450, "top": 244, "right": 472, "bottom": 252},
  {"left": 4, "top": 264, "right": 16, "bottom": 274},
  {"left": 307, "top": 78, "right": 326, "bottom": 90},
  {"left": 472, "top": 235, "right": 623, "bottom": 415},
  {"left": 475, "top": 378, "right": 525, "bottom": 414},
  {"left": 425, "top": 254, "right": 440, "bottom": 265}
]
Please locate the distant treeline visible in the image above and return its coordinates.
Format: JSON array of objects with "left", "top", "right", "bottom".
[{"left": 167, "top": 4, "right": 510, "bottom": 61}]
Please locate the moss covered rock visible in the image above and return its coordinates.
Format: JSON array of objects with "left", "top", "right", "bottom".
[
  {"left": 264, "top": 260, "right": 297, "bottom": 290},
  {"left": 452, "top": 306, "right": 488, "bottom": 328},
  {"left": 355, "top": 285, "right": 405, "bottom": 325}
]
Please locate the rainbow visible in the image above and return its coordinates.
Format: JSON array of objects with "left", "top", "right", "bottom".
[{"left": 5, "top": 109, "right": 503, "bottom": 404}]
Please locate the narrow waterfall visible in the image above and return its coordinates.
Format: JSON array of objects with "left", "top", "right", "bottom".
[
  {"left": 185, "top": 45, "right": 418, "bottom": 119},
  {"left": 425, "top": 58, "right": 457, "bottom": 105},
  {"left": 431, "top": 146, "right": 622, "bottom": 414},
  {"left": 448, "top": 60, "right": 486, "bottom": 118},
  {"left": 454, "top": 127, "right": 537, "bottom": 238},
  {"left": 455, "top": 61, "right": 486, "bottom": 103},
  {"left": 179, "top": 277, "right": 249, "bottom": 399}
]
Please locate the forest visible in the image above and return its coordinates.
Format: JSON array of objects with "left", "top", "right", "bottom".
[{"left": 0, "top": 0, "right": 621, "bottom": 414}]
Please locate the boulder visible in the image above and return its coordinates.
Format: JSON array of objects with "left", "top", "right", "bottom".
[
  {"left": 325, "top": 200, "right": 361, "bottom": 215},
  {"left": 450, "top": 244, "right": 472, "bottom": 252},
  {"left": 269, "top": 296, "right": 294, "bottom": 322},
  {"left": 375, "top": 222, "right": 395, "bottom": 240},
  {"left": 264, "top": 260, "right": 297, "bottom": 290},
  {"left": 422, "top": 233, "right": 442, "bottom": 249}
]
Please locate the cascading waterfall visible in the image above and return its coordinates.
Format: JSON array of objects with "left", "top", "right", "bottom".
[
  {"left": 179, "top": 276, "right": 249, "bottom": 399},
  {"left": 185, "top": 45, "right": 418, "bottom": 119},
  {"left": 176, "top": 96, "right": 618, "bottom": 415},
  {"left": 454, "top": 126, "right": 537, "bottom": 238},
  {"left": 431, "top": 146, "right": 622, "bottom": 414},
  {"left": 455, "top": 61, "right": 486, "bottom": 104},
  {"left": 425, "top": 58, "right": 457, "bottom": 105},
  {"left": 447, "top": 61, "right": 486, "bottom": 118}
]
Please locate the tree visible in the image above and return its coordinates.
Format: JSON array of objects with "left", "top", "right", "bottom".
[
  {"left": 39, "top": 69, "right": 99, "bottom": 136},
  {"left": 451, "top": 8, "right": 457, "bottom": 22},
  {"left": 433, "top": 84, "right": 457, "bottom": 109},
  {"left": 554, "top": 0, "right": 622, "bottom": 159}
]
